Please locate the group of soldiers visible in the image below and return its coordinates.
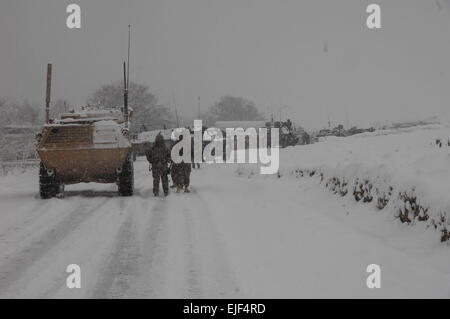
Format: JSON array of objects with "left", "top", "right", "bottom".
[{"left": 145, "top": 133, "right": 193, "bottom": 197}]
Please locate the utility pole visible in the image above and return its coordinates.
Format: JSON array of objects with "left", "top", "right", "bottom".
[
  {"left": 271, "top": 104, "right": 274, "bottom": 124},
  {"left": 279, "top": 107, "right": 282, "bottom": 125},
  {"left": 345, "top": 107, "right": 350, "bottom": 130},
  {"left": 279, "top": 105, "right": 288, "bottom": 125},
  {"left": 172, "top": 94, "right": 180, "bottom": 127},
  {"left": 198, "top": 96, "right": 201, "bottom": 120},
  {"left": 175, "top": 106, "right": 180, "bottom": 127}
]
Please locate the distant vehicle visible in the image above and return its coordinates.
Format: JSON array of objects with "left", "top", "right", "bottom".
[
  {"left": 266, "top": 120, "right": 300, "bottom": 148},
  {"left": 36, "top": 63, "right": 134, "bottom": 198}
]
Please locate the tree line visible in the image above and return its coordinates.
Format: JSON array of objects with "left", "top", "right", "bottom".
[{"left": 0, "top": 81, "right": 266, "bottom": 131}]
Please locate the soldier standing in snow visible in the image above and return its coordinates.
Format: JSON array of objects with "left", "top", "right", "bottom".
[
  {"left": 181, "top": 160, "right": 192, "bottom": 193},
  {"left": 170, "top": 161, "right": 183, "bottom": 191},
  {"left": 191, "top": 134, "right": 201, "bottom": 169},
  {"left": 171, "top": 135, "right": 192, "bottom": 193},
  {"left": 146, "top": 134, "right": 171, "bottom": 196},
  {"left": 170, "top": 162, "right": 180, "bottom": 189}
]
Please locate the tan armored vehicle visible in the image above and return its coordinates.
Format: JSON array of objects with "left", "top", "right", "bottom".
[{"left": 36, "top": 63, "right": 134, "bottom": 198}]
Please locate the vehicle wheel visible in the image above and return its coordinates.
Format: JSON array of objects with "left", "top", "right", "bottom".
[
  {"left": 55, "top": 184, "right": 65, "bottom": 197},
  {"left": 39, "top": 162, "right": 58, "bottom": 199},
  {"left": 118, "top": 154, "right": 134, "bottom": 196}
]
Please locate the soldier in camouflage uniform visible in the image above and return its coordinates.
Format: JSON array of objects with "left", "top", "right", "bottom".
[
  {"left": 146, "top": 134, "right": 171, "bottom": 196},
  {"left": 170, "top": 163, "right": 179, "bottom": 189},
  {"left": 170, "top": 162, "right": 183, "bottom": 191},
  {"left": 170, "top": 134, "right": 192, "bottom": 193},
  {"left": 181, "top": 161, "right": 191, "bottom": 193}
]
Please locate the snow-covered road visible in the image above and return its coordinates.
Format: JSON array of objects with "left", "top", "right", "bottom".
[{"left": 0, "top": 158, "right": 450, "bottom": 298}]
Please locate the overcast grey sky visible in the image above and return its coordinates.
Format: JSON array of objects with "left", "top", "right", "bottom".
[{"left": 1, "top": 0, "right": 450, "bottom": 128}]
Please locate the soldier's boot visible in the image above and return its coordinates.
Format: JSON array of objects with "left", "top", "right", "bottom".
[
  {"left": 184, "top": 186, "right": 190, "bottom": 193},
  {"left": 153, "top": 182, "right": 159, "bottom": 197},
  {"left": 163, "top": 184, "right": 169, "bottom": 197},
  {"left": 176, "top": 184, "right": 182, "bottom": 193},
  {"left": 153, "top": 175, "right": 160, "bottom": 197}
]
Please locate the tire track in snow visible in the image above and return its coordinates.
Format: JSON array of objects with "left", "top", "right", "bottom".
[
  {"left": 0, "top": 159, "right": 152, "bottom": 297},
  {"left": 183, "top": 209, "right": 202, "bottom": 298},
  {"left": 91, "top": 206, "right": 139, "bottom": 298},
  {"left": 190, "top": 190, "right": 241, "bottom": 298},
  {"left": 0, "top": 178, "right": 70, "bottom": 239},
  {"left": 167, "top": 186, "right": 241, "bottom": 298},
  {"left": 0, "top": 199, "right": 57, "bottom": 247},
  {"left": 35, "top": 198, "right": 129, "bottom": 299},
  {"left": 0, "top": 198, "right": 109, "bottom": 296},
  {"left": 92, "top": 195, "right": 169, "bottom": 298},
  {"left": 135, "top": 197, "right": 170, "bottom": 297},
  {"left": 92, "top": 161, "right": 169, "bottom": 298}
]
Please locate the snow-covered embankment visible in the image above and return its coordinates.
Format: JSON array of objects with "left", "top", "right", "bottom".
[{"left": 239, "top": 124, "right": 450, "bottom": 242}]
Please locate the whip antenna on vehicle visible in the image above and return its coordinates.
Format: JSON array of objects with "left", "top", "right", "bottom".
[
  {"left": 123, "top": 61, "right": 128, "bottom": 130},
  {"left": 45, "top": 64, "right": 52, "bottom": 124},
  {"left": 123, "top": 25, "right": 131, "bottom": 129},
  {"left": 127, "top": 24, "right": 131, "bottom": 90}
]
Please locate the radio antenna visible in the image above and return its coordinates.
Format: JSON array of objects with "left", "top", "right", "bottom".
[
  {"left": 45, "top": 64, "right": 52, "bottom": 124},
  {"left": 123, "top": 25, "right": 132, "bottom": 130},
  {"left": 123, "top": 61, "right": 129, "bottom": 129},
  {"left": 127, "top": 24, "right": 131, "bottom": 90}
]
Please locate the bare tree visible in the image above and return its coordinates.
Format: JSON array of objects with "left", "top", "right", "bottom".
[
  {"left": 87, "top": 81, "right": 173, "bottom": 132},
  {"left": 207, "top": 95, "right": 265, "bottom": 123},
  {"left": 20, "top": 100, "right": 40, "bottom": 125},
  {"left": 0, "top": 98, "right": 41, "bottom": 126},
  {"left": 50, "top": 99, "right": 73, "bottom": 119}
]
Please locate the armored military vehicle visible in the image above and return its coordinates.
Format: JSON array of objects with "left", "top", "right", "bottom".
[
  {"left": 266, "top": 120, "right": 300, "bottom": 148},
  {"left": 36, "top": 63, "right": 134, "bottom": 198}
]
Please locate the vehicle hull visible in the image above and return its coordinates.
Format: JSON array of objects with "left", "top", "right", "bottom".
[
  {"left": 36, "top": 125, "right": 131, "bottom": 184},
  {"left": 38, "top": 148, "right": 130, "bottom": 184}
]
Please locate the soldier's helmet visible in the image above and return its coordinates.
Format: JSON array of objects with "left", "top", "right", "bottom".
[{"left": 155, "top": 133, "right": 164, "bottom": 144}]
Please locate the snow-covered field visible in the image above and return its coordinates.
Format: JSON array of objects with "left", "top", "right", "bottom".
[
  {"left": 1, "top": 125, "right": 450, "bottom": 298},
  {"left": 242, "top": 124, "right": 450, "bottom": 242}
]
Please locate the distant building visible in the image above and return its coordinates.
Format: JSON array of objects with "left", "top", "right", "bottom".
[{"left": 214, "top": 121, "right": 267, "bottom": 130}]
